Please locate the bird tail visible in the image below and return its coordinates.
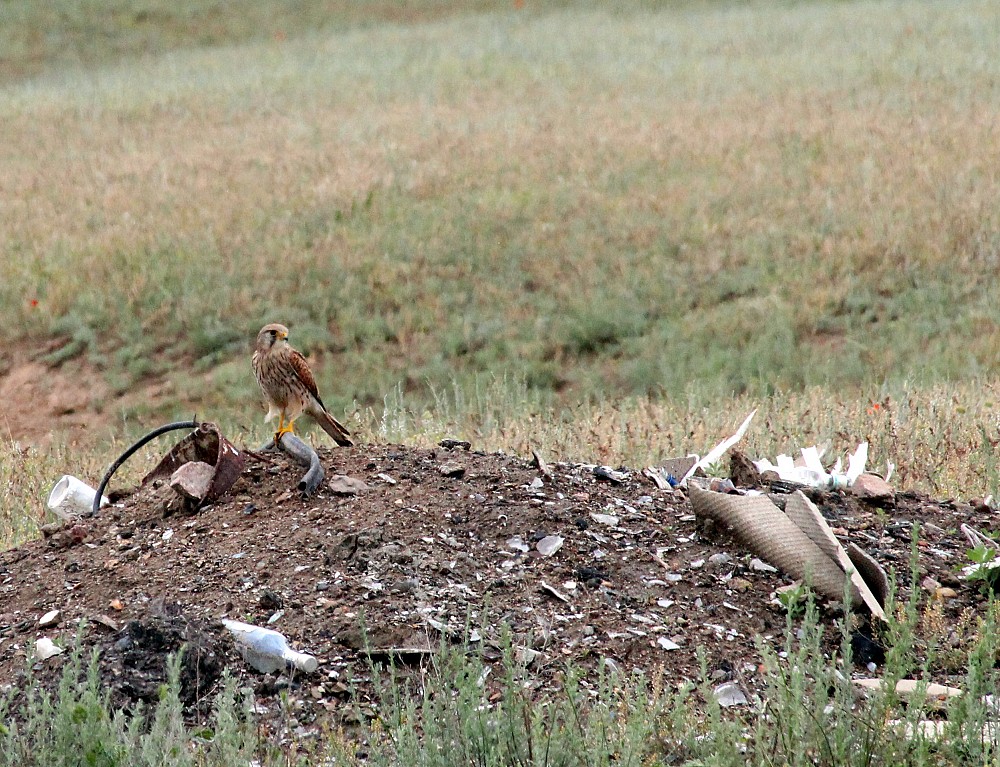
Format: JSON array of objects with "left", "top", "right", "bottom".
[{"left": 312, "top": 407, "right": 354, "bottom": 447}]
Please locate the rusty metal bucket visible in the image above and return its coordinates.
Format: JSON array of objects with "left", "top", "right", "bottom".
[{"left": 141, "top": 421, "right": 245, "bottom": 506}]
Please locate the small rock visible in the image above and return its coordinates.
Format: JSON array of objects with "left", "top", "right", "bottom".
[
  {"left": 259, "top": 589, "right": 283, "bottom": 610},
  {"left": 438, "top": 438, "right": 471, "bottom": 451},
  {"left": 536, "top": 536, "right": 564, "bottom": 557},
  {"left": 749, "top": 558, "right": 778, "bottom": 573},
  {"left": 328, "top": 475, "right": 369, "bottom": 495},
  {"left": 315, "top": 581, "right": 330, "bottom": 592},
  {"left": 507, "top": 536, "right": 530, "bottom": 553},
  {"left": 590, "top": 512, "right": 619, "bottom": 526},
  {"left": 39, "top": 522, "right": 65, "bottom": 538},
  {"left": 657, "top": 637, "right": 681, "bottom": 651},
  {"left": 708, "top": 552, "right": 732, "bottom": 568},
  {"left": 714, "top": 682, "right": 748, "bottom": 707},
  {"left": 528, "top": 477, "right": 545, "bottom": 490},
  {"left": 169, "top": 461, "right": 216, "bottom": 501},
  {"left": 91, "top": 614, "right": 120, "bottom": 632},
  {"left": 593, "top": 466, "right": 629, "bottom": 483},
  {"left": 729, "top": 450, "right": 761, "bottom": 488},
  {"left": 921, "top": 576, "right": 941, "bottom": 593},
  {"left": 709, "top": 478, "right": 737, "bottom": 493},
  {"left": 852, "top": 473, "right": 895, "bottom": 505},
  {"left": 376, "top": 473, "right": 397, "bottom": 485},
  {"left": 729, "top": 577, "right": 752, "bottom": 592},
  {"left": 515, "top": 646, "right": 542, "bottom": 665},
  {"left": 39, "top": 610, "right": 61, "bottom": 628},
  {"left": 389, "top": 578, "right": 419, "bottom": 594},
  {"left": 439, "top": 463, "right": 466, "bottom": 479}
]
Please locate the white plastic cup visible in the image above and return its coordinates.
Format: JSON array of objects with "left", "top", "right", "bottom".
[{"left": 47, "top": 475, "right": 109, "bottom": 518}]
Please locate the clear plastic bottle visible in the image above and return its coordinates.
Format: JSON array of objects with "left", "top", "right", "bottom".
[{"left": 222, "top": 619, "right": 318, "bottom": 673}]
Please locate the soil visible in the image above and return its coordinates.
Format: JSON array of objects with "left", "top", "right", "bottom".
[{"left": 0, "top": 437, "right": 990, "bottom": 739}]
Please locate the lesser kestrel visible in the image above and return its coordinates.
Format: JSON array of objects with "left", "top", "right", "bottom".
[{"left": 252, "top": 323, "right": 353, "bottom": 446}]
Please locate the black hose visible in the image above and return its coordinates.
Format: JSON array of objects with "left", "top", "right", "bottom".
[{"left": 92, "top": 420, "right": 200, "bottom": 516}]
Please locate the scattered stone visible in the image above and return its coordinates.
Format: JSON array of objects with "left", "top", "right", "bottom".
[
  {"left": 852, "top": 473, "right": 895, "bottom": 505},
  {"left": 536, "top": 536, "right": 564, "bottom": 557},
  {"left": 713, "top": 682, "right": 748, "bottom": 707},
  {"left": 593, "top": 466, "right": 629, "bottom": 483},
  {"left": 438, "top": 439, "right": 471, "bottom": 451},
  {"left": 708, "top": 552, "right": 732, "bottom": 568},
  {"left": 515, "top": 646, "right": 542, "bottom": 665},
  {"left": 91, "top": 614, "right": 120, "bottom": 632},
  {"left": 657, "top": 637, "right": 681, "bottom": 651},
  {"left": 439, "top": 463, "right": 466, "bottom": 479},
  {"left": 328, "top": 475, "right": 369, "bottom": 495},
  {"left": 507, "top": 536, "right": 530, "bottom": 553},
  {"left": 39, "top": 609, "right": 61, "bottom": 628},
  {"left": 590, "top": 512, "right": 619, "bottom": 526},
  {"left": 376, "top": 473, "right": 397, "bottom": 485},
  {"left": 259, "top": 589, "right": 283, "bottom": 611},
  {"left": 729, "top": 450, "right": 761, "bottom": 488},
  {"left": 749, "top": 558, "right": 778, "bottom": 573}
]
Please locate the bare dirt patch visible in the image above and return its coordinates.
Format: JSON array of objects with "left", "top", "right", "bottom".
[
  {"left": 0, "top": 361, "right": 113, "bottom": 443},
  {"left": 0, "top": 440, "right": 984, "bottom": 733}
]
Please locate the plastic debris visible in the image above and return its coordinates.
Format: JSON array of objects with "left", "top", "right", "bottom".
[
  {"left": 47, "top": 475, "right": 110, "bottom": 519},
  {"left": 752, "top": 441, "right": 891, "bottom": 490},
  {"left": 223, "top": 619, "right": 318, "bottom": 674},
  {"left": 680, "top": 410, "right": 757, "bottom": 486},
  {"left": 35, "top": 638, "right": 64, "bottom": 661}
]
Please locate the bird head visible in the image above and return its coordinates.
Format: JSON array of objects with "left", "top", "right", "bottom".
[{"left": 256, "top": 323, "right": 289, "bottom": 351}]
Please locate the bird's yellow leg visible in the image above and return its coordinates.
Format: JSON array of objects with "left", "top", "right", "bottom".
[
  {"left": 273, "top": 412, "right": 287, "bottom": 442},
  {"left": 275, "top": 413, "right": 297, "bottom": 439}
]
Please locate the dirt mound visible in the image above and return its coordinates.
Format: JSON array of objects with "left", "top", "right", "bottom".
[{"left": 0, "top": 440, "right": 983, "bottom": 730}]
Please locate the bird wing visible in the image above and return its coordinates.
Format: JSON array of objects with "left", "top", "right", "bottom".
[{"left": 288, "top": 348, "right": 325, "bottom": 408}]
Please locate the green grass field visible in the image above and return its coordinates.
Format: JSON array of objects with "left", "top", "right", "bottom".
[
  {"left": 3, "top": 0, "right": 999, "bottom": 422},
  {"left": 3, "top": 2, "right": 1000, "bottom": 759}
]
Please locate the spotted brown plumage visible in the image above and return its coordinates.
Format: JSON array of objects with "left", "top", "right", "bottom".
[{"left": 252, "top": 323, "right": 353, "bottom": 446}]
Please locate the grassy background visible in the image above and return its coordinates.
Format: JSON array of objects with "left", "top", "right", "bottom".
[
  {"left": 3, "top": 0, "right": 999, "bottom": 414},
  {"left": 2, "top": 0, "right": 1000, "bottom": 538}
]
